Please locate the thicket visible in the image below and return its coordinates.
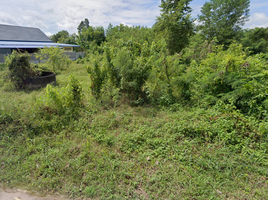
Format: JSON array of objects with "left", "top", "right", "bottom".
[{"left": 84, "top": 36, "right": 268, "bottom": 118}]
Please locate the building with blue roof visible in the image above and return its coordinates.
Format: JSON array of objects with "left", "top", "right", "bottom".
[{"left": 0, "top": 24, "right": 82, "bottom": 62}]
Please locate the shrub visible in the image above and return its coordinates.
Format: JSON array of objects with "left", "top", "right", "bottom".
[
  {"left": 4, "top": 51, "right": 35, "bottom": 89},
  {"left": 86, "top": 60, "right": 106, "bottom": 98},
  {"left": 41, "top": 75, "right": 83, "bottom": 115},
  {"left": 186, "top": 43, "right": 268, "bottom": 116},
  {"left": 109, "top": 40, "right": 152, "bottom": 103},
  {"left": 145, "top": 39, "right": 190, "bottom": 106},
  {"left": 0, "top": 63, "right": 6, "bottom": 71},
  {"left": 34, "top": 46, "right": 71, "bottom": 73},
  {"left": 87, "top": 40, "right": 152, "bottom": 104}
]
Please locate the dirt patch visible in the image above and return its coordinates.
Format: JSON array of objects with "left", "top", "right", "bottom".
[{"left": 0, "top": 188, "right": 69, "bottom": 200}]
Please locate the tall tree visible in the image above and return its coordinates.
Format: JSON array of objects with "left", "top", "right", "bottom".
[
  {"left": 84, "top": 18, "right": 90, "bottom": 29},
  {"left": 154, "top": 0, "right": 194, "bottom": 54},
  {"left": 77, "top": 21, "right": 84, "bottom": 34},
  {"left": 77, "top": 18, "right": 90, "bottom": 34},
  {"left": 198, "top": 0, "right": 250, "bottom": 46}
]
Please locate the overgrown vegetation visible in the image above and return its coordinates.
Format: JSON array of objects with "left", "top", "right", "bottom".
[
  {"left": 2, "top": 47, "right": 71, "bottom": 90},
  {"left": 34, "top": 46, "right": 71, "bottom": 73},
  {"left": 4, "top": 51, "right": 41, "bottom": 89},
  {"left": 1, "top": 0, "right": 268, "bottom": 199}
]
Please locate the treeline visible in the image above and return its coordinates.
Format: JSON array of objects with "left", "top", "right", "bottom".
[
  {"left": 50, "top": 20, "right": 155, "bottom": 52},
  {"left": 51, "top": 0, "right": 268, "bottom": 118},
  {"left": 50, "top": 0, "right": 268, "bottom": 55}
]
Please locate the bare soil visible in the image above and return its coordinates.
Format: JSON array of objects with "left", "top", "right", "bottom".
[{"left": 0, "top": 188, "right": 68, "bottom": 200}]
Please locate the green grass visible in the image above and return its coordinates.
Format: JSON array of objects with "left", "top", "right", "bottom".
[{"left": 0, "top": 63, "right": 268, "bottom": 199}]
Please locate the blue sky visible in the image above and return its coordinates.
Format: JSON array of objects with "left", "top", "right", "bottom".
[{"left": 0, "top": 0, "right": 267, "bottom": 36}]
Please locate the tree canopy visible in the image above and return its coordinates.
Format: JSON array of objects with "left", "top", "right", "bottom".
[
  {"left": 240, "top": 27, "right": 268, "bottom": 54},
  {"left": 154, "top": 0, "right": 194, "bottom": 55},
  {"left": 198, "top": 0, "right": 250, "bottom": 46},
  {"left": 50, "top": 30, "right": 69, "bottom": 43},
  {"left": 78, "top": 18, "right": 90, "bottom": 34},
  {"left": 105, "top": 23, "right": 155, "bottom": 46}
]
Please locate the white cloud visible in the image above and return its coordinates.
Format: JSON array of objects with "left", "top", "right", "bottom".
[
  {"left": 120, "top": 22, "right": 133, "bottom": 27},
  {"left": 20, "top": 10, "right": 49, "bottom": 29},
  {"left": 245, "top": 12, "right": 268, "bottom": 29},
  {"left": 0, "top": 12, "right": 19, "bottom": 25},
  {"left": 45, "top": 32, "right": 53, "bottom": 37},
  {"left": 3, "top": 0, "right": 267, "bottom": 35},
  {"left": 0, "top": 0, "right": 161, "bottom": 34}
]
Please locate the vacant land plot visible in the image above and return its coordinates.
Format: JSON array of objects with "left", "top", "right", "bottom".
[{"left": 0, "top": 62, "right": 268, "bottom": 199}]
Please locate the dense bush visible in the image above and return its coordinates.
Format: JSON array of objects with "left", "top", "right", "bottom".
[
  {"left": 241, "top": 27, "right": 268, "bottom": 54},
  {"left": 2, "top": 43, "right": 268, "bottom": 199},
  {"left": 84, "top": 38, "right": 268, "bottom": 117},
  {"left": 105, "top": 24, "right": 155, "bottom": 46},
  {"left": 184, "top": 43, "right": 268, "bottom": 116},
  {"left": 38, "top": 75, "right": 83, "bottom": 115},
  {"left": 86, "top": 39, "right": 153, "bottom": 104},
  {"left": 4, "top": 51, "right": 35, "bottom": 89}
]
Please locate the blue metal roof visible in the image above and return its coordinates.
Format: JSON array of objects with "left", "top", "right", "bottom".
[{"left": 0, "top": 41, "right": 80, "bottom": 48}]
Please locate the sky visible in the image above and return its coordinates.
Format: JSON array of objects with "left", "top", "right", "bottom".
[{"left": 0, "top": 0, "right": 268, "bottom": 36}]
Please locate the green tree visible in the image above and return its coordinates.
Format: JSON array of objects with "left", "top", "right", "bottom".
[
  {"left": 64, "top": 33, "right": 77, "bottom": 45},
  {"left": 50, "top": 30, "right": 69, "bottom": 43},
  {"left": 77, "top": 18, "right": 90, "bottom": 34},
  {"left": 198, "top": 0, "right": 250, "bottom": 47},
  {"left": 77, "top": 26, "right": 105, "bottom": 50},
  {"left": 241, "top": 27, "right": 268, "bottom": 54},
  {"left": 105, "top": 24, "right": 155, "bottom": 46},
  {"left": 77, "top": 21, "right": 84, "bottom": 34},
  {"left": 84, "top": 18, "right": 90, "bottom": 29},
  {"left": 154, "top": 0, "right": 194, "bottom": 55}
]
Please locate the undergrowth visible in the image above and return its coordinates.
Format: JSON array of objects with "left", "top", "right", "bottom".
[
  {"left": 1, "top": 63, "right": 268, "bottom": 199},
  {"left": 1, "top": 42, "right": 268, "bottom": 199}
]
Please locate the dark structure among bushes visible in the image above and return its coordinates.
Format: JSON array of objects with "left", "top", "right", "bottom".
[
  {"left": 0, "top": 24, "right": 83, "bottom": 62},
  {"left": 25, "top": 71, "right": 56, "bottom": 90}
]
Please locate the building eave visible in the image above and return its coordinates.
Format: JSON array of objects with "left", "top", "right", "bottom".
[{"left": 0, "top": 41, "right": 80, "bottom": 48}]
